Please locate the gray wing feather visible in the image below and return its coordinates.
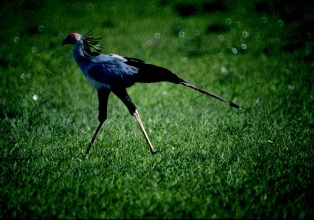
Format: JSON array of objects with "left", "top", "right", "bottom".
[{"left": 86, "top": 54, "right": 139, "bottom": 88}]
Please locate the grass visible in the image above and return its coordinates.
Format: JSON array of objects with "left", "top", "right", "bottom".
[{"left": 1, "top": 0, "right": 313, "bottom": 218}]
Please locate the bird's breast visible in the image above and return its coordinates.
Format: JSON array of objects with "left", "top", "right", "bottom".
[
  {"left": 85, "top": 74, "right": 111, "bottom": 90},
  {"left": 83, "top": 68, "right": 110, "bottom": 90},
  {"left": 77, "top": 63, "right": 110, "bottom": 90}
]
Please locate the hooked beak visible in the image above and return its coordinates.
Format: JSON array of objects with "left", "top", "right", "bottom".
[{"left": 62, "top": 35, "right": 74, "bottom": 46}]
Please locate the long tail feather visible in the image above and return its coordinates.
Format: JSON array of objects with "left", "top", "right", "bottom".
[{"left": 180, "top": 81, "right": 240, "bottom": 109}]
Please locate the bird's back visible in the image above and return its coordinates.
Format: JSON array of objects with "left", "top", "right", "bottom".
[
  {"left": 82, "top": 54, "right": 138, "bottom": 89},
  {"left": 84, "top": 54, "right": 182, "bottom": 90}
]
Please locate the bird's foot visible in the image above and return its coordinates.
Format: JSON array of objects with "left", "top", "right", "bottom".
[
  {"left": 151, "top": 149, "right": 158, "bottom": 155},
  {"left": 86, "top": 143, "right": 93, "bottom": 154}
]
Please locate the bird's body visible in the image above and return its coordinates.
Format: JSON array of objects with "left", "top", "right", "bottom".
[
  {"left": 69, "top": 33, "right": 182, "bottom": 90},
  {"left": 62, "top": 32, "right": 239, "bottom": 154}
]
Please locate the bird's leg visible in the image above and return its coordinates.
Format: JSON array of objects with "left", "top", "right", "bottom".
[
  {"left": 86, "top": 89, "right": 110, "bottom": 154},
  {"left": 113, "top": 89, "right": 157, "bottom": 154},
  {"left": 133, "top": 110, "right": 157, "bottom": 154},
  {"left": 86, "top": 121, "right": 104, "bottom": 154}
]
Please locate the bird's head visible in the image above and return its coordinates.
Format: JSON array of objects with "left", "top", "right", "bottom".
[
  {"left": 62, "top": 33, "right": 82, "bottom": 46},
  {"left": 62, "top": 31, "right": 102, "bottom": 57}
]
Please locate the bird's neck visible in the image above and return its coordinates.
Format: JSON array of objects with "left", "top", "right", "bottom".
[{"left": 72, "top": 43, "right": 86, "bottom": 62}]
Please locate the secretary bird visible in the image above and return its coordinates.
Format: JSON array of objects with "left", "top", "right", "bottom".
[{"left": 62, "top": 31, "right": 240, "bottom": 154}]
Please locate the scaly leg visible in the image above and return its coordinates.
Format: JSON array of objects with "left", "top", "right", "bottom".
[
  {"left": 86, "top": 89, "right": 110, "bottom": 154},
  {"left": 133, "top": 110, "right": 157, "bottom": 154},
  {"left": 86, "top": 121, "right": 104, "bottom": 154},
  {"left": 113, "top": 89, "right": 157, "bottom": 154}
]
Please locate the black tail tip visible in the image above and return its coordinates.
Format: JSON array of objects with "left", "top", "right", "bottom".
[{"left": 229, "top": 102, "right": 241, "bottom": 109}]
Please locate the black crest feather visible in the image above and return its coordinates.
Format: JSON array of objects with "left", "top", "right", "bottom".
[{"left": 82, "top": 31, "right": 102, "bottom": 57}]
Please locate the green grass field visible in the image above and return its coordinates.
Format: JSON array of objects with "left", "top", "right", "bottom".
[{"left": 1, "top": 0, "right": 313, "bottom": 218}]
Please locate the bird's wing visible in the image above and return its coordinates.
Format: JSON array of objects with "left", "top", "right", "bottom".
[
  {"left": 86, "top": 54, "right": 181, "bottom": 88},
  {"left": 123, "top": 57, "right": 145, "bottom": 68},
  {"left": 123, "top": 56, "right": 181, "bottom": 84},
  {"left": 85, "top": 54, "right": 139, "bottom": 88}
]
